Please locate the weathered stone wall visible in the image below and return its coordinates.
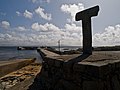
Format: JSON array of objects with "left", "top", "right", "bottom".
[{"left": 31, "top": 49, "right": 120, "bottom": 90}]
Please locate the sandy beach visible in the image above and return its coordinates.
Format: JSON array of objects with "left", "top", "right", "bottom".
[{"left": 0, "top": 58, "right": 41, "bottom": 90}]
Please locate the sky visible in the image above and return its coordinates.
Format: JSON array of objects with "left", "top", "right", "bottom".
[{"left": 0, "top": 0, "right": 120, "bottom": 46}]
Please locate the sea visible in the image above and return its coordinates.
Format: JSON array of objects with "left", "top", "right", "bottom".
[
  {"left": 0, "top": 46, "right": 120, "bottom": 63},
  {"left": 0, "top": 46, "right": 42, "bottom": 63}
]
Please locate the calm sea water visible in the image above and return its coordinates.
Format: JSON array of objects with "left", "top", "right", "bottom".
[
  {"left": 1, "top": 46, "right": 120, "bottom": 63},
  {"left": 0, "top": 46, "right": 42, "bottom": 63}
]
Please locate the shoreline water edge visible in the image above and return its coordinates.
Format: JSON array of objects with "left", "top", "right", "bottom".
[{"left": 0, "top": 46, "right": 42, "bottom": 63}]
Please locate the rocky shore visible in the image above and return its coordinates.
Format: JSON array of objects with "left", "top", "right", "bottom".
[{"left": 0, "top": 59, "right": 42, "bottom": 90}]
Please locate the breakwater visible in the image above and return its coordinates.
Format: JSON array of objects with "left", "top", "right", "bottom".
[{"left": 30, "top": 49, "right": 120, "bottom": 90}]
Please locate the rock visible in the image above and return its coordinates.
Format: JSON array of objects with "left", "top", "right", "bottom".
[
  {"left": 6, "top": 85, "right": 13, "bottom": 89},
  {"left": 12, "top": 80, "right": 18, "bottom": 85},
  {"left": 5, "top": 82, "right": 9, "bottom": 85},
  {"left": 1, "top": 82, "right": 6, "bottom": 86}
]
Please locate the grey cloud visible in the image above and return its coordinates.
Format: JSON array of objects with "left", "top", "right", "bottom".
[{"left": 0, "top": 21, "right": 10, "bottom": 29}]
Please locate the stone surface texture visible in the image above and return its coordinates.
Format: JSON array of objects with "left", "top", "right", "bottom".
[{"left": 29, "top": 49, "right": 120, "bottom": 90}]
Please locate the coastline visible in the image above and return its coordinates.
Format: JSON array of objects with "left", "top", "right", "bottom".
[
  {"left": 1, "top": 50, "right": 120, "bottom": 90},
  {"left": 0, "top": 58, "right": 41, "bottom": 90}
]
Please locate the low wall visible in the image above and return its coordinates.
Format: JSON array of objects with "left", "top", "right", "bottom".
[
  {"left": 0, "top": 58, "right": 36, "bottom": 78},
  {"left": 34, "top": 49, "right": 120, "bottom": 90}
]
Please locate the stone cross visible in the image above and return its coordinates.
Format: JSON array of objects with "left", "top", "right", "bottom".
[{"left": 75, "top": 5, "right": 99, "bottom": 55}]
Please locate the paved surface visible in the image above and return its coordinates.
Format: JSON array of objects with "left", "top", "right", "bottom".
[
  {"left": 40, "top": 49, "right": 120, "bottom": 62},
  {"left": 40, "top": 49, "right": 80, "bottom": 61},
  {"left": 40, "top": 49, "right": 59, "bottom": 56}
]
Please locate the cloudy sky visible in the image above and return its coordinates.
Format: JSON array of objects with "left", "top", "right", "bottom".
[{"left": 0, "top": 0, "right": 120, "bottom": 46}]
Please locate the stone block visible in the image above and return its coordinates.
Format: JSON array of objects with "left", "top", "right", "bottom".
[
  {"left": 112, "top": 75, "right": 120, "bottom": 90},
  {"left": 73, "top": 59, "right": 120, "bottom": 79},
  {"left": 58, "top": 79, "right": 81, "bottom": 90},
  {"left": 83, "top": 81, "right": 104, "bottom": 90},
  {"left": 44, "top": 57, "right": 55, "bottom": 66},
  {"left": 54, "top": 60, "right": 63, "bottom": 68}
]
